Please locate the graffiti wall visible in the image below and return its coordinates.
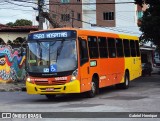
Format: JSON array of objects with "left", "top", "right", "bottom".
[{"left": 0, "top": 45, "right": 26, "bottom": 83}]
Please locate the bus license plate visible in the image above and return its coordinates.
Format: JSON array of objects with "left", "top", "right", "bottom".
[{"left": 46, "top": 88, "right": 54, "bottom": 91}]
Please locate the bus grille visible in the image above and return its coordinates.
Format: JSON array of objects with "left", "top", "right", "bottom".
[{"left": 34, "top": 80, "right": 66, "bottom": 85}]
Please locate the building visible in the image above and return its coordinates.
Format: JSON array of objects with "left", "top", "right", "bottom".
[
  {"left": 49, "top": 0, "right": 137, "bottom": 28},
  {"left": 0, "top": 24, "right": 38, "bottom": 44}
]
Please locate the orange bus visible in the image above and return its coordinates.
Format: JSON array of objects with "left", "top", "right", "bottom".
[{"left": 26, "top": 28, "right": 142, "bottom": 100}]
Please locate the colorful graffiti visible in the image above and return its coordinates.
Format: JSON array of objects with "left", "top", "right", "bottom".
[{"left": 0, "top": 45, "right": 26, "bottom": 83}]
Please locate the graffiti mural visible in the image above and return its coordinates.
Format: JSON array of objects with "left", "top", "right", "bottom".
[{"left": 0, "top": 45, "right": 26, "bottom": 83}]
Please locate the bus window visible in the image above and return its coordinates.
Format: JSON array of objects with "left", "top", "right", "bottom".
[
  {"left": 88, "top": 36, "right": 99, "bottom": 59},
  {"left": 98, "top": 37, "right": 108, "bottom": 58},
  {"left": 135, "top": 40, "right": 140, "bottom": 57},
  {"left": 79, "top": 38, "right": 89, "bottom": 66},
  {"left": 123, "top": 39, "right": 130, "bottom": 57},
  {"left": 108, "top": 38, "right": 116, "bottom": 58},
  {"left": 116, "top": 38, "right": 124, "bottom": 57},
  {"left": 130, "top": 40, "right": 136, "bottom": 57}
]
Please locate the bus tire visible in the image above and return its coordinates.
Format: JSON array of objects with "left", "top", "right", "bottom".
[
  {"left": 45, "top": 94, "right": 56, "bottom": 100},
  {"left": 86, "top": 78, "right": 98, "bottom": 98},
  {"left": 116, "top": 72, "right": 129, "bottom": 89}
]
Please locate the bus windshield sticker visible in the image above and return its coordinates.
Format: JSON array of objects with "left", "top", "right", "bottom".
[
  {"left": 90, "top": 60, "right": 97, "bottom": 67},
  {"left": 50, "top": 64, "right": 57, "bottom": 72},
  {"left": 28, "top": 60, "right": 36, "bottom": 63},
  {"left": 43, "top": 68, "right": 49, "bottom": 73}
]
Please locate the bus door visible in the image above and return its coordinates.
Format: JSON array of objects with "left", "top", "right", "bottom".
[
  {"left": 78, "top": 37, "right": 91, "bottom": 92},
  {"left": 130, "top": 40, "right": 141, "bottom": 79}
]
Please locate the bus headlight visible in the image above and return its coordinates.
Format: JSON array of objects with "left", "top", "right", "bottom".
[
  {"left": 26, "top": 77, "right": 33, "bottom": 83},
  {"left": 71, "top": 69, "right": 78, "bottom": 81}
]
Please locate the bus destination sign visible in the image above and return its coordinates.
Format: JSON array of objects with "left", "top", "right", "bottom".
[{"left": 29, "top": 30, "right": 76, "bottom": 40}]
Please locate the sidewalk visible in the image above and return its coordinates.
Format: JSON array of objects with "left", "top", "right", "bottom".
[{"left": 0, "top": 82, "right": 25, "bottom": 92}]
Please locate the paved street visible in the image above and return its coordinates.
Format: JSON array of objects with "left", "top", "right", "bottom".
[{"left": 0, "top": 74, "right": 160, "bottom": 121}]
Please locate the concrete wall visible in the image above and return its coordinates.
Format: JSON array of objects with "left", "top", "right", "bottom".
[
  {"left": 115, "top": 0, "right": 136, "bottom": 27},
  {"left": 82, "top": 0, "right": 96, "bottom": 28},
  {"left": 0, "top": 32, "right": 28, "bottom": 43}
]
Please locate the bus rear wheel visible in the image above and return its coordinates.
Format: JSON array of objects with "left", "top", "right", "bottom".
[
  {"left": 86, "top": 78, "right": 98, "bottom": 98},
  {"left": 45, "top": 94, "right": 56, "bottom": 100},
  {"left": 116, "top": 72, "right": 129, "bottom": 89}
]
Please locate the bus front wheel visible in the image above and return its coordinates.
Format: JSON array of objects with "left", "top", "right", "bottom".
[{"left": 86, "top": 78, "right": 98, "bottom": 98}]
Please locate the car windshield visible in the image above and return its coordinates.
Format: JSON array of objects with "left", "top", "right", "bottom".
[{"left": 27, "top": 39, "right": 77, "bottom": 73}]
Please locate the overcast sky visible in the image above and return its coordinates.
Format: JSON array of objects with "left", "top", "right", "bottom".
[{"left": 0, "top": 0, "right": 39, "bottom": 25}]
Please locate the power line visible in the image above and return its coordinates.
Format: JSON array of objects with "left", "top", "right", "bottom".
[
  {"left": 1, "top": 0, "right": 140, "bottom": 35},
  {"left": 79, "top": 0, "right": 136, "bottom": 24},
  {"left": 8, "top": 0, "right": 36, "bottom": 4},
  {"left": 4, "top": 0, "right": 36, "bottom": 8},
  {"left": 45, "top": 7, "right": 140, "bottom": 35},
  {"left": 0, "top": 7, "right": 33, "bottom": 11},
  {"left": 47, "top": 1, "right": 137, "bottom": 28},
  {"left": 46, "top": 2, "right": 136, "bottom": 5}
]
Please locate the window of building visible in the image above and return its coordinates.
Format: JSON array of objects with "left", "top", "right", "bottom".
[
  {"left": 108, "top": 38, "right": 116, "bottom": 58},
  {"left": 88, "top": 36, "right": 99, "bottom": 59},
  {"left": 130, "top": 40, "right": 136, "bottom": 57},
  {"left": 116, "top": 38, "right": 124, "bottom": 57},
  {"left": 77, "top": 13, "right": 81, "bottom": 21},
  {"left": 98, "top": 37, "right": 108, "bottom": 58},
  {"left": 77, "top": 0, "right": 80, "bottom": 2},
  {"left": 61, "top": 14, "right": 70, "bottom": 21},
  {"left": 52, "top": 14, "right": 56, "bottom": 19},
  {"left": 61, "top": 0, "right": 70, "bottom": 3},
  {"left": 123, "top": 39, "right": 130, "bottom": 57},
  {"left": 103, "top": 12, "right": 114, "bottom": 20}
]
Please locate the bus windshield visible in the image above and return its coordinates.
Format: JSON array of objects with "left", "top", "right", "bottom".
[{"left": 27, "top": 39, "right": 77, "bottom": 73}]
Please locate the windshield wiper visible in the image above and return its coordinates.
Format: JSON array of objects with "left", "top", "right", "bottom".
[{"left": 56, "top": 41, "right": 64, "bottom": 62}]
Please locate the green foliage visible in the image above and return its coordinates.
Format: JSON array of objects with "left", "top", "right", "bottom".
[
  {"left": 0, "top": 38, "right": 6, "bottom": 45},
  {"left": 135, "top": 0, "right": 160, "bottom": 51},
  {"left": 6, "top": 19, "right": 32, "bottom": 27},
  {"left": 6, "top": 22, "right": 14, "bottom": 27},
  {"left": 14, "top": 19, "right": 32, "bottom": 26},
  {"left": 7, "top": 40, "right": 13, "bottom": 45}
]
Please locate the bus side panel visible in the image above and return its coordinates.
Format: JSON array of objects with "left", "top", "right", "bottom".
[
  {"left": 98, "top": 59, "right": 113, "bottom": 88},
  {"left": 131, "top": 57, "right": 142, "bottom": 80},
  {"left": 99, "top": 58, "right": 125, "bottom": 88},
  {"left": 79, "top": 62, "right": 92, "bottom": 93},
  {"left": 124, "top": 57, "right": 142, "bottom": 81}
]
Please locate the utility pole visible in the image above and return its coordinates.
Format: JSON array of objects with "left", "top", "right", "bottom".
[
  {"left": 38, "top": 0, "right": 44, "bottom": 30},
  {"left": 41, "top": 12, "right": 60, "bottom": 28},
  {"left": 37, "top": 0, "right": 60, "bottom": 29}
]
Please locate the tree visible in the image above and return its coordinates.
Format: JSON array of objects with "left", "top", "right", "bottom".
[
  {"left": 14, "top": 19, "right": 32, "bottom": 26},
  {"left": 0, "top": 38, "right": 6, "bottom": 45},
  {"left": 135, "top": 0, "right": 160, "bottom": 51},
  {"left": 6, "top": 19, "right": 32, "bottom": 27},
  {"left": 7, "top": 40, "right": 13, "bottom": 45},
  {"left": 6, "top": 22, "right": 14, "bottom": 27}
]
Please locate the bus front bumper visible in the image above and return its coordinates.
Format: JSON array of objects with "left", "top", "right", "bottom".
[{"left": 26, "top": 80, "right": 80, "bottom": 94}]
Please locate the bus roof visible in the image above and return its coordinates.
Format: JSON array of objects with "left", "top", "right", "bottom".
[{"left": 29, "top": 27, "right": 139, "bottom": 39}]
